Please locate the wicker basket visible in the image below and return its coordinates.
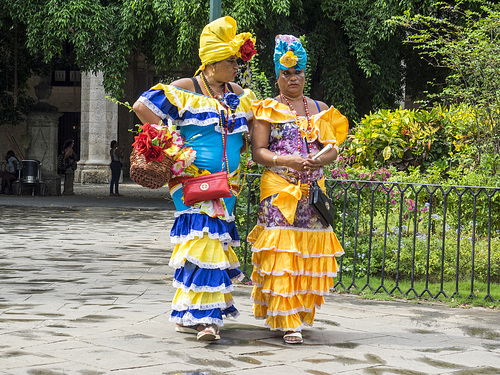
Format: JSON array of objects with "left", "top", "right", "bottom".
[{"left": 129, "top": 149, "right": 174, "bottom": 189}]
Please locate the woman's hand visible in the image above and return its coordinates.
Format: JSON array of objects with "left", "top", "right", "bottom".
[
  {"left": 303, "top": 147, "right": 338, "bottom": 171},
  {"left": 281, "top": 155, "right": 310, "bottom": 172},
  {"left": 303, "top": 157, "right": 323, "bottom": 172}
]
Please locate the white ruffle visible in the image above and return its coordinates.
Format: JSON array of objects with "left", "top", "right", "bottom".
[
  {"left": 170, "top": 230, "right": 240, "bottom": 248},
  {"left": 138, "top": 97, "right": 167, "bottom": 119},
  {"left": 169, "top": 256, "right": 239, "bottom": 270},
  {"left": 251, "top": 245, "right": 343, "bottom": 258},
  {"left": 172, "top": 299, "right": 235, "bottom": 311},
  {"left": 252, "top": 284, "right": 332, "bottom": 297},
  {"left": 266, "top": 305, "right": 324, "bottom": 316},
  {"left": 252, "top": 265, "right": 338, "bottom": 278},
  {"left": 253, "top": 303, "right": 315, "bottom": 316},
  {"left": 173, "top": 280, "right": 234, "bottom": 294},
  {"left": 169, "top": 314, "right": 224, "bottom": 327},
  {"left": 259, "top": 225, "right": 334, "bottom": 233}
]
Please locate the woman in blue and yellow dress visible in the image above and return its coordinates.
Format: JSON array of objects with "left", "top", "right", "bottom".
[
  {"left": 133, "top": 16, "right": 257, "bottom": 341},
  {"left": 248, "top": 35, "right": 348, "bottom": 344}
]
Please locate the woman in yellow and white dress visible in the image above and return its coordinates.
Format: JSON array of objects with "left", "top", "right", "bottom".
[
  {"left": 133, "top": 16, "right": 257, "bottom": 341},
  {"left": 249, "top": 35, "right": 348, "bottom": 344}
]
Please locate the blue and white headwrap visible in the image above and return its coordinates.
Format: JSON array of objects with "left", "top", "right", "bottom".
[{"left": 273, "top": 34, "right": 307, "bottom": 78}]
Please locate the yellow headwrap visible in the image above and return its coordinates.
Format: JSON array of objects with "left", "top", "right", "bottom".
[{"left": 194, "top": 16, "right": 256, "bottom": 76}]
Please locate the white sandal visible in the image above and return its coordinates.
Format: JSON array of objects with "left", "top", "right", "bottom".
[
  {"left": 197, "top": 325, "right": 220, "bottom": 341},
  {"left": 283, "top": 331, "right": 303, "bottom": 344},
  {"left": 175, "top": 324, "right": 203, "bottom": 334}
]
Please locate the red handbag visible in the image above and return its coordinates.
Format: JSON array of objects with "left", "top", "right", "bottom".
[
  {"left": 182, "top": 99, "right": 236, "bottom": 206},
  {"left": 183, "top": 171, "right": 232, "bottom": 206}
]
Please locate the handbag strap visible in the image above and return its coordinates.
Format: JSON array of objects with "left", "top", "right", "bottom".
[
  {"left": 304, "top": 136, "right": 311, "bottom": 154},
  {"left": 221, "top": 113, "right": 228, "bottom": 172}
]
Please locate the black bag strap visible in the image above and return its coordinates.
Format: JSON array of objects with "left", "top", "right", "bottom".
[{"left": 190, "top": 77, "right": 204, "bottom": 94}]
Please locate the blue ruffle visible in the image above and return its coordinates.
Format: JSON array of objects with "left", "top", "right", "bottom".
[
  {"left": 223, "top": 305, "right": 239, "bottom": 318},
  {"left": 227, "top": 268, "right": 243, "bottom": 281},
  {"left": 174, "top": 262, "right": 233, "bottom": 292},
  {"left": 170, "top": 212, "right": 240, "bottom": 244},
  {"left": 170, "top": 306, "right": 238, "bottom": 325},
  {"left": 171, "top": 308, "right": 223, "bottom": 322}
]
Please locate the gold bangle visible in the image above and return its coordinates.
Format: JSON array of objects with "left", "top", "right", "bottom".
[{"left": 272, "top": 154, "right": 278, "bottom": 166}]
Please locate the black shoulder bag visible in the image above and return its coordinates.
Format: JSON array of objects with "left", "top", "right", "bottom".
[{"left": 304, "top": 140, "right": 335, "bottom": 227}]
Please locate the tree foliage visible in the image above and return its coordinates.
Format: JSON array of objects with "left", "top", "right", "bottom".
[
  {"left": 392, "top": 0, "right": 500, "bottom": 163},
  {"left": 2, "top": 0, "right": 444, "bottom": 125}
]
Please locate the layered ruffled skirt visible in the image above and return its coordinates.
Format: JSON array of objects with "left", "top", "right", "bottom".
[
  {"left": 169, "top": 211, "right": 243, "bottom": 326},
  {"left": 248, "top": 196, "right": 344, "bottom": 332}
]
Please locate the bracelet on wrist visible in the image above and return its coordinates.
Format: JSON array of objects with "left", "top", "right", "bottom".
[{"left": 272, "top": 154, "right": 278, "bottom": 166}]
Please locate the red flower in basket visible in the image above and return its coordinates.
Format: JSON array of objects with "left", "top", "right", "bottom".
[
  {"left": 131, "top": 123, "right": 165, "bottom": 163},
  {"left": 141, "top": 123, "right": 159, "bottom": 140}
]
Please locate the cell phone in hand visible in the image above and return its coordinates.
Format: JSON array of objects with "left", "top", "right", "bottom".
[{"left": 311, "top": 144, "right": 333, "bottom": 160}]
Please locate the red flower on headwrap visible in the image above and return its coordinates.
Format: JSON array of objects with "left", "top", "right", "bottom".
[{"left": 240, "top": 39, "right": 257, "bottom": 61}]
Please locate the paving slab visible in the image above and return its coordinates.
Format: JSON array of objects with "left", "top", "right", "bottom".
[{"left": 1, "top": 182, "right": 500, "bottom": 374}]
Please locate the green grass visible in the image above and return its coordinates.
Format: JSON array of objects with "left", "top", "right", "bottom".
[{"left": 334, "top": 273, "right": 500, "bottom": 308}]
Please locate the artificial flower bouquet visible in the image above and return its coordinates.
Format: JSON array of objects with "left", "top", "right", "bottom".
[{"left": 130, "top": 122, "right": 196, "bottom": 189}]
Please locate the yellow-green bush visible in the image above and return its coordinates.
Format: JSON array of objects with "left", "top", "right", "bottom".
[{"left": 346, "top": 104, "right": 475, "bottom": 170}]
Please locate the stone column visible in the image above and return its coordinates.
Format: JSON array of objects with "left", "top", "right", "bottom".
[
  {"left": 78, "top": 72, "right": 117, "bottom": 183},
  {"left": 25, "top": 76, "right": 62, "bottom": 195}
]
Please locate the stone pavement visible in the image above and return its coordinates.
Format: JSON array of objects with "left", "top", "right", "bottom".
[{"left": 1, "top": 181, "right": 499, "bottom": 374}]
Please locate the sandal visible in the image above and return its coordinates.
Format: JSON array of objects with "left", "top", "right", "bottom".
[
  {"left": 197, "top": 325, "right": 220, "bottom": 341},
  {"left": 283, "top": 331, "right": 303, "bottom": 344},
  {"left": 175, "top": 324, "right": 204, "bottom": 334}
]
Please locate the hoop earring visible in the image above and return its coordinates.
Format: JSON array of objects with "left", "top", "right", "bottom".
[{"left": 275, "top": 81, "right": 279, "bottom": 88}]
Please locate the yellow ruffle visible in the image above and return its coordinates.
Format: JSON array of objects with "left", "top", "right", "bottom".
[
  {"left": 248, "top": 225, "right": 344, "bottom": 258},
  {"left": 173, "top": 288, "right": 234, "bottom": 310},
  {"left": 252, "top": 272, "right": 334, "bottom": 296},
  {"left": 251, "top": 99, "right": 296, "bottom": 124},
  {"left": 252, "top": 250, "right": 340, "bottom": 277},
  {"left": 252, "top": 278, "right": 326, "bottom": 331},
  {"left": 169, "top": 234, "right": 240, "bottom": 269},
  {"left": 251, "top": 99, "right": 349, "bottom": 146},
  {"left": 151, "top": 83, "right": 256, "bottom": 117},
  {"left": 252, "top": 287, "right": 325, "bottom": 312},
  {"left": 252, "top": 298, "right": 317, "bottom": 331}
]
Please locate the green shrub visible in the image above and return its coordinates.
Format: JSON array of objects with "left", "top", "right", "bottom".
[{"left": 346, "top": 104, "right": 476, "bottom": 171}]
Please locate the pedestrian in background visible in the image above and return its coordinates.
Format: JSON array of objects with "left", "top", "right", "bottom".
[
  {"left": 109, "top": 140, "right": 124, "bottom": 196},
  {"left": 0, "top": 150, "right": 20, "bottom": 195},
  {"left": 59, "top": 139, "right": 78, "bottom": 196}
]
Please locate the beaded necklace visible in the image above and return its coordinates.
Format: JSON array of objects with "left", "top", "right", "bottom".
[
  {"left": 280, "top": 92, "right": 313, "bottom": 201},
  {"left": 200, "top": 72, "right": 237, "bottom": 131},
  {"left": 199, "top": 72, "right": 248, "bottom": 197}
]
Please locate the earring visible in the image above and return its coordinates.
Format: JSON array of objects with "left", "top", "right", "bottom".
[
  {"left": 212, "top": 66, "right": 216, "bottom": 77},
  {"left": 275, "top": 81, "right": 279, "bottom": 88}
]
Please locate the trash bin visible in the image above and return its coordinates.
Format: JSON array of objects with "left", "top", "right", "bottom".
[{"left": 22, "top": 160, "right": 40, "bottom": 183}]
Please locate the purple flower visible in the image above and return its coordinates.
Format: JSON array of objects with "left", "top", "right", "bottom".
[{"left": 223, "top": 92, "right": 240, "bottom": 110}]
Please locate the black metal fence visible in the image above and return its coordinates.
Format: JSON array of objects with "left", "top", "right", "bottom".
[{"left": 240, "top": 174, "right": 500, "bottom": 302}]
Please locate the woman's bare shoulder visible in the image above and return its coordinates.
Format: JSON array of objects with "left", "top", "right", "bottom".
[
  {"left": 170, "top": 77, "right": 195, "bottom": 91},
  {"left": 307, "top": 97, "right": 329, "bottom": 112},
  {"left": 228, "top": 82, "right": 244, "bottom": 95}
]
